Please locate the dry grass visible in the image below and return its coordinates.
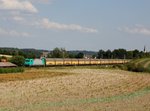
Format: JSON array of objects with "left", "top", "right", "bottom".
[
  {"left": 0, "top": 68, "right": 71, "bottom": 82},
  {"left": 0, "top": 67, "right": 150, "bottom": 111}
]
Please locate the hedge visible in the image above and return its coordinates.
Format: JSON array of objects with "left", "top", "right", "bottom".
[{"left": 0, "top": 67, "right": 24, "bottom": 74}]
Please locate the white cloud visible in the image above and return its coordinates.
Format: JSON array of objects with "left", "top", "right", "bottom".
[
  {"left": 0, "top": 0, "right": 38, "bottom": 13},
  {"left": 12, "top": 16, "right": 25, "bottom": 21},
  {"left": 119, "top": 25, "right": 150, "bottom": 36},
  {"left": 35, "top": 18, "right": 98, "bottom": 33},
  {"left": 30, "top": 0, "right": 53, "bottom": 3},
  {"left": 0, "top": 28, "right": 30, "bottom": 37}
]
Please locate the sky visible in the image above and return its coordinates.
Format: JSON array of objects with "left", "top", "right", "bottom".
[{"left": 0, "top": 0, "right": 150, "bottom": 51}]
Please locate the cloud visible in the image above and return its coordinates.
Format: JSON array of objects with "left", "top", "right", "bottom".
[
  {"left": 30, "top": 0, "right": 53, "bottom": 3},
  {"left": 119, "top": 25, "right": 150, "bottom": 36},
  {"left": 35, "top": 18, "right": 98, "bottom": 33},
  {"left": 0, "top": 28, "right": 30, "bottom": 37},
  {"left": 12, "top": 16, "right": 25, "bottom": 21},
  {"left": 0, "top": 0, "right": 38, "bottom": 13}
]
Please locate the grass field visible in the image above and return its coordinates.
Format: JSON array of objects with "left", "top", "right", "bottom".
[
  {"left": 0, "top": 67, "right": 150, "bottom": 111},
  {"left": 126, "top": 58, "right": 150, "bottom": 73}
]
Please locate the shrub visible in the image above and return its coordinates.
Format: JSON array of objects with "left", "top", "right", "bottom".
[
  {"left": 126, "top": 58, "right": 150, "bottom": 73},
  {"left": 114, "top": 64, "right": 128, "bottom": 70},
  {"left": 0, "top": 67, "right": 24, "bottom": 74},
  {"left": 10, "top": 56, "right": 25, "bottom": 66}
]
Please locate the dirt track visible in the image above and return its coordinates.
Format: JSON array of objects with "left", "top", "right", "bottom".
[{"left": 0, "top": 68, "right": 150, "bottom": 111}]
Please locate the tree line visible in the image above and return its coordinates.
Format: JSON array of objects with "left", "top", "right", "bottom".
[
  {"left": 0, "top": 48, "right": 42, "bottom": 58},
  {"left": 97, "top": 49, "right": 150, "bottom": 59},
  {"left": 48, "top": 48, "right": 84, "bottom": 58},
  {"left": 0, "top": 47, "right": 150, "bottom": 59},
  {"left": 48, "top": 48, "right": 150, "bottom": 59}
]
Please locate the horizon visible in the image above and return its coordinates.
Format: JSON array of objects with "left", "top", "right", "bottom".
[
  {"left": 0, "top": 0, "right": 150, "bottom": 51},
  {"left": 0, "top": 46, "right": 148, "bottom": 52}
]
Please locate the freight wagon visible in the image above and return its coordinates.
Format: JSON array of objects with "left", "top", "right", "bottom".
[{"left": 24, "top": 58, "right": 130, "bottom": 66}]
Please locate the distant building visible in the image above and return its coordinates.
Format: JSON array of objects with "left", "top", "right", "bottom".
[
  {"left": 144, "top": 46, "right": 146, "bottom": 53},
  {"left": 41, "top": 52, "right": 49, "bottom": 58},
  {"left": 84, "top": 54, "right": 93, "bottom": 59},
  {"left": 0, "top": 62, "right": 17, "bottom": 68},
  {"left": 0, "top": 54, "right": 12, "bottom": 58},
  {"left": 1, "top": 59, "right": 7, "bottom": 62},
  {"left": 0, "top": 54, "right": 12, "bottom": 62}
]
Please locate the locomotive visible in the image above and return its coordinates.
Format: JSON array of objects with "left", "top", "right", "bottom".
[{"left": 24, "top": 58, "right": 46, "bottom": 66}]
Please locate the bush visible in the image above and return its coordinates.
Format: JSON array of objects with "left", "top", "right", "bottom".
[
  {"left": 10, "top": 56, "right": 25, "bottom": 66},
  {"left": 0, "top": 67, "right": 24, "bottom": 74},
  {"left": 126, "top": 62, "right": 147, "bottom": 73},
  {"left": 114, "top": 64, "right": 128, "bottom": 70},
  {"left": 126, "top": 63, "right": 135, "bottom": 71},
  {"left": 114, "top": 58, "right": 150, "bottom": 73}
]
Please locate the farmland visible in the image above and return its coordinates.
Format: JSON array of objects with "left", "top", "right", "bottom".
[{"left": 0, "top": 67, "right": 150, "bottom": 111}]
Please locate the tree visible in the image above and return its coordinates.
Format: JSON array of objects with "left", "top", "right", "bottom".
[
  {"left": 61, "top": 48, "right": 68, "bottom": 58},
  {"left": 75, "top": 52, "right": 84, "bottom": 58},
  {"left": 112, "top": 49, "right": 127, "bottom": 59},
  {"left": 50, "top": 48, "right": 61, "bottom": 58},
  {"left": 127, "top": 51, "right": 133, "bottom": 59},
  {"left": 97, "top": 50, "right": 105, "bottom": 59},
  {"left": 105, "top": 50, "right": 112, "bottom": 59},
  {"left": 92, "top": 54, "right": 97, "bottom": 59},
  {"left": 132, "top": 49, "right": 140, "bottom": 58},
  {"left": 50, "top": 48, "right": 68, "bottom": 58},
  {"left": 10, "top": 56, "right": 25, "bottom": 66},
  {"left": 68, "top": 53, "right": 76, "bottom": 58}
]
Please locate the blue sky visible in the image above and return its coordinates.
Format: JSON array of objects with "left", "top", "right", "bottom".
[{"left": 0, "top": 0, "right": 150, "bottom": 51}]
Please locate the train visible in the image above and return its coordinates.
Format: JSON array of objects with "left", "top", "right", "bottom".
[{"left": 24, "top": 58, "right": 130, "bottom": 66}]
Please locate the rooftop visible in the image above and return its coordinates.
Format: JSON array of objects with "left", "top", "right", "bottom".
[{"left": 0, "top": 62, "right": 17, "bottom": 67}]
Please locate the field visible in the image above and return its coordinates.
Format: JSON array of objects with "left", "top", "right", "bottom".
[
  {"left": 127, "top": 58, "right": 150, "bottom": 73},
  {"left": 0, "top": 67, "right": 150, "bottom": 111}
]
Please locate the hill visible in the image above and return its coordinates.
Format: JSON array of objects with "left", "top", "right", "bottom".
[
  {"left": 0, "top": 47, "right": 49, "bottom": 58},
  {"left": 0, "top": 47, "right": 97, "bottom": 58},
  {"left": 127, "top": 58, "right": 150, "bottom": 73}
]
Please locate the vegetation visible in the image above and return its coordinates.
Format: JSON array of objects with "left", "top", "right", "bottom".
[
  {"left": 48, "top": 47, "right": 69, "bottom": 58},
  {"left": 0, "top": 67, "right": 24, "bottom": 74},
  {"left": 0, "top": 47, "right": 150, "bottom": 59},
  {"left": 97, "top": 49, "right": 150, "bottom": 59},
  {"left": 123, "top": 58, "right": 150, "bottom": 73},
  {"left": 49, "top": 48, "right": 150, "bottom": 59},
  {"left": 10, "top": 56, "right": 25, "bottom": 66},
  {"left": 0, "top": 47, "right": 44, "bottom": 58},
  {"left": 48, "top": 48, "right": 85, "bottom": 58},
  {"left": 0, "top": 56, "right": 7, "bottom": 62},
  {"left": 75, "top": 52, "right": 84, "bottom": 58}
]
